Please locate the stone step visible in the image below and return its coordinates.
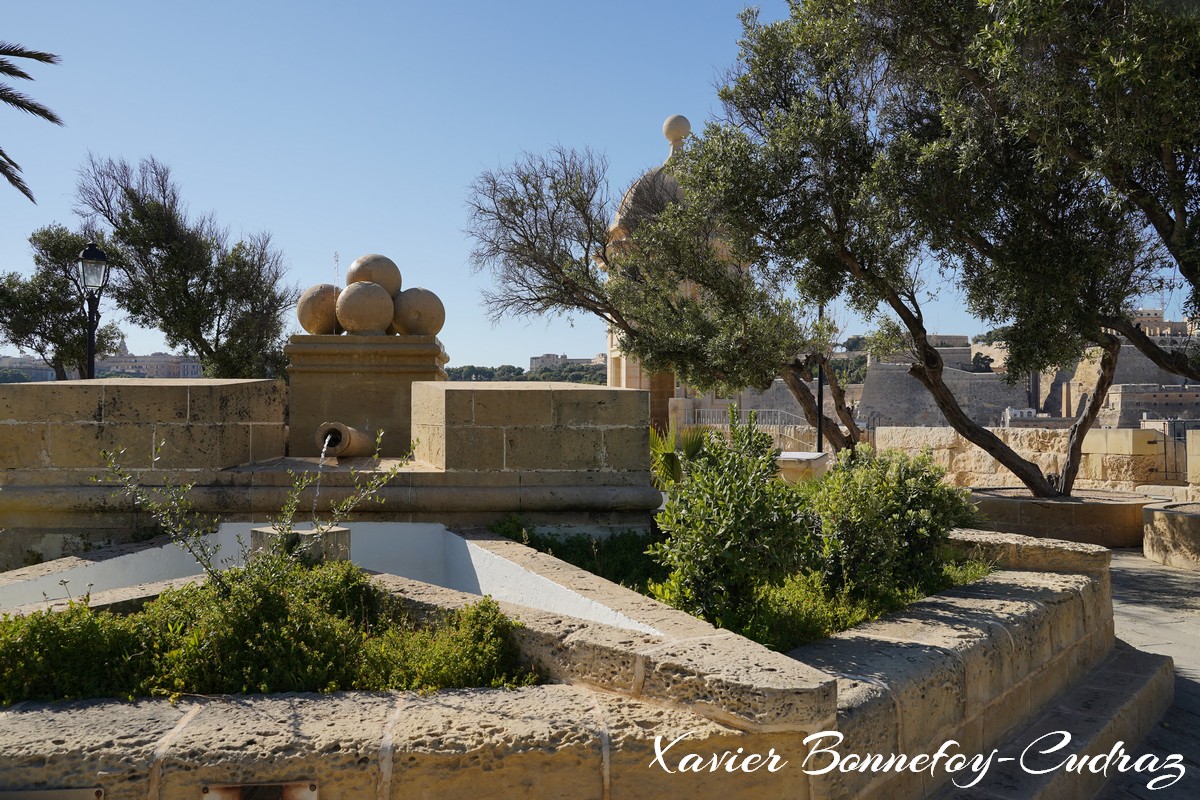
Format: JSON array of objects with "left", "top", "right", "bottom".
[{"left": 930, "top": 640, "right": 1175, "bottom": 799}]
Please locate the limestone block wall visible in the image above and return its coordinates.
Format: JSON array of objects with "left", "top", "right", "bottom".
[
  {"left": 0, "top": 379, "right": 287, "bottom": 566},
  {"left": 285, "top": 334, "right": 448, "bottom": 457},
  {"left": 412, "top": 382, "right": 649, "bottom": 474},
  {"left": 874, "top": 426, "right": 1171, "bottom": 490},
  {"left": 0, "top": 379, "right": 286, "bottom": 473}
]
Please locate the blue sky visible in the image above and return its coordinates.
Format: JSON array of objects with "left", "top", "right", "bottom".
[{"left": 2, "top": 1, "right": 1144, "bottom": 368}]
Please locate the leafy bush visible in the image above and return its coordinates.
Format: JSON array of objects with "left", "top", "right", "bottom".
[
  {"left": 742, "top": 555, "right": 993, "bottom": 652},
  {"left": 0, "top": 553, "right": 535, "bottom": 704},
  {"left": 648, "top": 423, "right": 707, "bottom": 490},
  {"left": 0, "top": 602, "right": 151, "bottom": 703},
  {"left": 801, "top": 446, "right": 979, "bottom": 602},
  {"left": 648, "top": 416, "right": 814, "bottom": 629},
  {"left": 360, "top": 599, "right": 527, "bottom": 692}
]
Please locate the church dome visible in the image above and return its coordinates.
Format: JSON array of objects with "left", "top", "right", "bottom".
[{"left": 610, "top": 115, "right": 691, "bottom": 240}]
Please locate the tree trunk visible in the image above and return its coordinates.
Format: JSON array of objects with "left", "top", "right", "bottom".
[
  {"left": 1100, "top": 315, "right": 1200, "bottom": 382},
  {"left": 820, "top": 355, "right": 863, "bottom": 446},
  {"left": 832, "top": 244, "right": 1061, "bottom": 497},
  {"left": 781, "top": 360, "right": 852, "bottom": 452},
  {"left": 52, "top": 360, "right": 67, "bottom": 381},
  {"left": 1057, "top": 336, "right": 1120, "bottom": 495},
  {"left": 906, "top": 338, "right": 1061, "bottom": 498}
]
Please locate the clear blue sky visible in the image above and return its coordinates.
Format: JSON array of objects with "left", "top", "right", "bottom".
[{"left": 4, "top": 1, "right": 1158, "bottom": 368}]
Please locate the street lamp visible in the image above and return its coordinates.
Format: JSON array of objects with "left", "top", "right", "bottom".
[
  {"left": 77, "top": 241, "right": 109, "bottom": 380},
  {"left": 816, "top": 304, "right": 825, "bottom": 453}
]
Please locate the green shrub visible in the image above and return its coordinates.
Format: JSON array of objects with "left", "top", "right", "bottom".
[
  {"left": 648, "top": 416, "right": 814, "bottom": 629},
  {"left": 360, "top": 598, "right": 532, "bottom": 692},
  {"left": 0, "top": 602, "right": 151, "bottom": 703},
  {"left": 801, "top": 446, "right": 979, "bottom": 602},
  {"left": 649, "top": 423, "right": 707, "bottom": 490},
  {"left": 140, "top": 553, "right": 367, "bottom": 695},
  {"left": 0, "top": 553, "right": 535, "bottom": 704}
]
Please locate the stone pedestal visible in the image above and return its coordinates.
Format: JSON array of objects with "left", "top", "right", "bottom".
[
  {"left": 250, "top": 525, "right": 350, "bottom": 562},
  {"left": 285, "top": 334, "right": 448, "bottom": 457}
]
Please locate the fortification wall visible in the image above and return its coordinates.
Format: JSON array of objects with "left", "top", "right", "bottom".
[
  {"left": 859, "top": 364, "right": 1027, "bottom": 427},
  {"left": 874, "top": 426, "right": 1174, "bottom": 490}
]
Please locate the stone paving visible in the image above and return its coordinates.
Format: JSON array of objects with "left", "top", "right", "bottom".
[{"left": 1096, "top": 550, "right": 1200, "bottom": 799}]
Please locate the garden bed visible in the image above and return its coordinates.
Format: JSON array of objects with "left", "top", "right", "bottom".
[
  {"left": 971, "top": 487, "right": 1151, "bottom": 547},
  {"left": 0, "top": 529, "right": 1172, "bottom": 799}
]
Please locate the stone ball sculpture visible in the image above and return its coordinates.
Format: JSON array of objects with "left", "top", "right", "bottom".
[
  {"left": 296, "top": 283, "right": 342, "bottom": 335},
  {"left": 663, "top": 114, "right": 691, "bottom": 144},
  {"left": 392, "top": 287, "right": 446, "bottom": 336},
  {"left": 335, "top": 281, "right": 394, "bottom": 335},
  {"left": 346, "top": 253, "right": 402, "bottom": 297}
]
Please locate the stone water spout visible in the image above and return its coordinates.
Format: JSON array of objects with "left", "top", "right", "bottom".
[{"left": 315, "top": 421, "right": 376, "bottom": 458}]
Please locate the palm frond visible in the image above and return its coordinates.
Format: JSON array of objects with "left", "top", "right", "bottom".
[
  {"left": 0, "top": 42, "right": 60, "bottom": 65},
  {"left": 0, "top": 84, "right": 62, "bottom": 124},
  {"left": 0, "top": 145, "right": 34, "bottom": 202}
]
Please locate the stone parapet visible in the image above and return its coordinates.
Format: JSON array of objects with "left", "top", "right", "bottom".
[
  {"left": 0, "top": 379, "right": 286, "bottom": 472},
  {"left": 970, "top": 489, "right": 1150, "bottom": 548},
  {"left": 0, "top": 530, "right": 1150, "bottom": 798},
  {"left": 412, "top": 382, "right": 649, "bottom": 473},
  {"left": 790, "top": 566, "right": 1115, "bottom": 798},
  {"left": 874, "top": 426, "right": 1173, "bottom": 490}
]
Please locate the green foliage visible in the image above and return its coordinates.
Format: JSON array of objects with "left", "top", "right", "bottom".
[
  {"left": 74, "top": 155, "right": 297, "bottom": 378},
  {"left": 139, "top": 553, "right": 368, "bottom": 695},
  {"left": 492, "top": 433, "right": 989, "bottom": 652},
  {"left": 0, "top": 42, "right": 61, "bottom": 202},
  {"left": 0, "top": 225, "right": 125, "bottom": 380},
  {"left": 0, "top": 368, "right": 30, "bottom": 383},
  {"left": 742, "top": 554, "right": 993, "bottom": 652},
  {"left": 648, "top": 423, "right": 707, "bottom": 490},
  {"left": 648, "top": 416, "right": 812, "bottom": 629},
  {"left": 0, "top": 554, "right": 534, "bottom": 704},
  {"left": 829, "top": 353, "right": 868, "bottom": 386},
  {"left": 801, "top": 447, "right": 979, "bottom": 602},
  {"left": 969, "top": 352, "right": 994, "bottom": 373},
  {"left": 490, "top": 516, "right": 668, "bottom": 594},
  {"left": 99, "top": 445, "right": 227, "bottom": 593},
  {"left": 446, "top": 362, "right": 607, "bottom": 384},
  {"left": 972, "top": 327, "right": 1011, "bottom": 346},
  {"left": 0, "top": 602, "right": 151, "bottom": 703},
  {"left": 361, "top": 598, "right": 531, "bottom": 692}
]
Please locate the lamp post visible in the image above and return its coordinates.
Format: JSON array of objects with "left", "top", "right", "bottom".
[
  {"left": 816, "top": 304, "right": 825, "bottom": 453},
  {"left": 77, "top": 242, "right": 109, "bottom": 380}
]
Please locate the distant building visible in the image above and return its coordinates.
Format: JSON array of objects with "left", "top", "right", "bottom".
[
  {"left": 529, "top": 353, "right": 606, "bottom": 372},
  {"left": 1130, "top": 307, "right": 1196, "bottom": 340},
  {"left": 1099, "top": 384, "right": 1200, "bottom": 427},
  {"left": 0, "top": 356, "right": 56, "bottom": 381},
  {"left": 0, "top": 351, "right": 202, "bottom": 380},
  {"left": 98, "top": 352, "right": 202, "bottom": 378}
]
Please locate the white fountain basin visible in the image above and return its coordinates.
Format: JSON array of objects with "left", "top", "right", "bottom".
[{"left": 0, "top": 522, "right": 659, "bottom": 635}]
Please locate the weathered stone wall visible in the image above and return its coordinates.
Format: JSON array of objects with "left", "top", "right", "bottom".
[
  {"left": 0, "top": 379, "right": 661, "bottom": 568},
  {"left": 0, "top": 531, "right": 1173, "bottom": 799},
  {"left": 412, "top": 381, "right": 648, "bottom": 474},
  {"left": 874, "top": 426, "right": 1170, "bottom": 490},
  {"left": 858, "top": 363, "right": 1028, "bottom": 427},
  {"left": 0, "top": 379, "right": 288, "bottom": 567},
  {"left": 0, "top": 378, "right": 286, "bottom": 472}
]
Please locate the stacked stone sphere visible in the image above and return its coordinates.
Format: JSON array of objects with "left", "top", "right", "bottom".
[{"left": 295, "top": 254, "right": 445, "bottom": 337}]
